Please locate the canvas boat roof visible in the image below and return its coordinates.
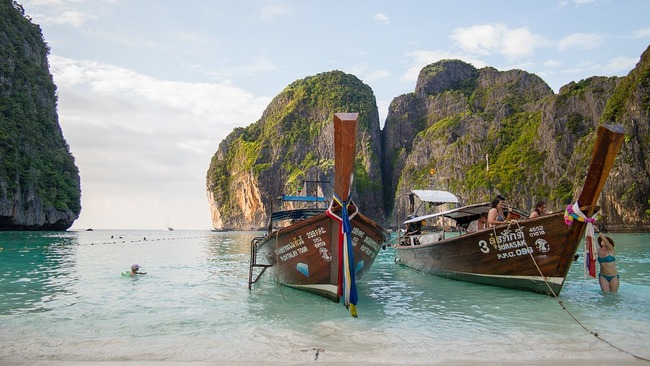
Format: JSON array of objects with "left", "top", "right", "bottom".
[
  {"left": 412, "top": 190, "right": 459, "bottom": 204},
  {"left": 403, "top": 202, "right": 490, "bottom": 224},
  {"left": 403, "top": 202, "right": 530, "bottom": 227},
  {"left": 278, "top": 195, "right": 327, "bottom": 202},
  {"left": 270, "top": 208, "right": 326, "bottom": 222}
]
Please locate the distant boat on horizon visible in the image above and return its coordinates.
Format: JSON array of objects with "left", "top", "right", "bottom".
[{"left": 164, "top": 215, "right": 173, "bottom": 231}]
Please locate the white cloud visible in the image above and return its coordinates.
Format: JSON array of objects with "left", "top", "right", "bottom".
[
  {"left": 558, "top": 33, "right": 604, "bottom": 51},
  {"left": 604, "top": 56, "right": 639, "bottom": 73},
  {"left": 23, "top": 0, "right": 108, "bottom": 27},
  {"left": 558, "top": 61, "right": 599, "bottom": 75},
  {"left": 632, "top": 27, "right": 650, "bottom": 39},
  {"left": 259, "top": 3, "right": 290, "bottom": 22},
  {"left": 450, "top": 24, "right": 551, "bottom": 60},
  {"left": 364, "top": 70, "right": 390, "bottom": 83},
  {"left": 556, "top": 0, "right": 597, "bottom": 6},
  {"left": 194, "top": 54, "right": 278, "bottom": 80},
  {"left": 543, "top": 59, "right": 562, "bottom": 67},
  {"left": 49, "top": 56, "right": 271, "bottom": 229},
  {"left": 373, "top": 13, "right": 389, "bottom": 26},
  {"left": 401, "top": 50, "right": 488, "bottom": 83}
]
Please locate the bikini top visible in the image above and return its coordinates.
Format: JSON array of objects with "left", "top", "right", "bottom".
[{"left": 598, "top": 255, "right": 616, "bottom": 263}]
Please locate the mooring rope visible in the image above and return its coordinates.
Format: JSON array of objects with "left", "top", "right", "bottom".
[{"left": 507, "top": 219, "right": 650, "bottom": 362}]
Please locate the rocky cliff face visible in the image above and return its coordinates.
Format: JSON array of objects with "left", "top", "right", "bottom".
[
  {"left": 0, "top": 0, "right": 81, "bottom": 230},
  {"left": 206, "top": 71, "right": 384, "bottom": 230},
  {"left": 207, "top": 46, "right": 650, "bottom": 232},
  {"left": 597, "top": 45, "right": 650, "bottom": 231},
  {"left": 383, "top": 50, "right": 650, "bottom": 231}
]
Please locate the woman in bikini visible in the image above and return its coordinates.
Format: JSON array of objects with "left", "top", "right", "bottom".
[
  {"left": 487, "top": 197, "right": 506, "bottom": 228},
  {"left": 597, "top": 234, "right": 619, "bottom": 292}
]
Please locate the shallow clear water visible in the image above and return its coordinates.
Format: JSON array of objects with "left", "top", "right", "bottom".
[{"left": 1, "top": 230, "right": 649, "bottom": 364}]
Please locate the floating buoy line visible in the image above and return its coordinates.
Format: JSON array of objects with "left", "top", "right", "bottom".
[
  {"left": 0, "top": 233, "right": 216, "bottom": 252},
  {"left": 85, "top": 234, "right": 214, "bottom": 246}
]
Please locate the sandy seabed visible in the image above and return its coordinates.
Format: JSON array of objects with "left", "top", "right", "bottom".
[{"left": 2, "top": 358, "right": 650, "bottom": 366}]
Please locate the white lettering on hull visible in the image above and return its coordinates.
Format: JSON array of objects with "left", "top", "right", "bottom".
[{"left": 477, "top": 224, "right": 552, "bottom": 260}]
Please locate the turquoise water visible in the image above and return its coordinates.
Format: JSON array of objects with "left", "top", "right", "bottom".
[{"left": 1, "top": 230, "right": 649, "bottom": 364}]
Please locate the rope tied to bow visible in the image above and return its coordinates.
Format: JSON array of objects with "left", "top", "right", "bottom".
[
  {"left": 326, "top": 194, "right": 359, "bottom": 317},
  {"left": 564, "top": 202, "right": 600, "bottom": 278}
]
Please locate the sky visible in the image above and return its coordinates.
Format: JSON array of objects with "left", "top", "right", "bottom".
[{"left": 17, "top": 0, "right": 650, "bottom": 230}]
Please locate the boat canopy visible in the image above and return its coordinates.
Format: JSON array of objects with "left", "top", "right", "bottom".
[
  {"left": 412, "top": 190, "right": 459, "bottom": 204},
  {"left": 403, "top": 202, "right": 529, "bottom": 227},
  {"left": 270, "top": 208, "right": 326, "bottom": 222},
  {"left": 279, "top": 195, "right": 327, "bottom": 202},
  {"left": 403, "top": 202, "right": 489, "bottom": 225}
]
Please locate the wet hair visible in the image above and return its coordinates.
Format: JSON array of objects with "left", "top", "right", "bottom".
[{"left": 597, "top": 236, "right": 615, "bottom": 248}]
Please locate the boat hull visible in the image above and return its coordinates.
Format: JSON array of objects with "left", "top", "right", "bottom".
[
  {"left": 396, "top": 212, "right": 583, "bottom": 295},
  {"left": 256, "top": 208, "right": 387, "bottom": 301}
]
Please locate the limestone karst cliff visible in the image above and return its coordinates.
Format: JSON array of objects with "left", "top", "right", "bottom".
[
  {"left": 206, "top": 71, "right": 384, "bottom": 230},
  {"left": 207, "top": 46, "right": 650, "bottom": 232},
  {"left": 0, "top": 0, "right": 81, "bottom": 230},
  {"left": 384, "top": 49, "right": 650, "bottom": 231}
]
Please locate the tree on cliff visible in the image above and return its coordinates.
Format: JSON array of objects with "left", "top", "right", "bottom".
[
  {"left": 0, "top": 0, "right": 81, "bottom": 230},
  {"left": 206, "top": 71, "right": 384, "bottom": 230}
]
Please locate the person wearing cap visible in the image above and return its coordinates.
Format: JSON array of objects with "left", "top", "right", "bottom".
[{"left": 122, "top": 264, "right": 146, "bottom": 277}]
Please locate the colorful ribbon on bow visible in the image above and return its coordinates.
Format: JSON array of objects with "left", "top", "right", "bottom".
[
  {"left": 564, "top": 202, "right": 599, "bottom": 278},
  {"left": 326, "top": 194, "right": 359, "bottom": 317}
]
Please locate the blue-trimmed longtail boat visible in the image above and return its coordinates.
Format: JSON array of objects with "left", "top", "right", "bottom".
[
  {"left": 395, "top": 124, "right": 625, "bottom": 296},
  {"left": 248, "top": 113, "right": 389, "bottom": 316}
]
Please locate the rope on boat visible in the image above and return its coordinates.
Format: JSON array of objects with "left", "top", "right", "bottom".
[
  {"left": 326, "top": 194, "right": 359, "bottom": 318},
  {"left": 509, "top": 218, "right": 650, "bottom": 363},
  {"left": 565, "top": 202, "right": 600, "bottom": 278}
]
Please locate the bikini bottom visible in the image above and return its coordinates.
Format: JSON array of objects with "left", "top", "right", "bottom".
[{"left": 599, "top": 273, "right": 620, "bottom": 282}]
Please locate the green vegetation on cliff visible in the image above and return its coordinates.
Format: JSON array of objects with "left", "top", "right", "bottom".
[
  {"left": 206, "top": 71, "right": 382, "bottom": 227},
  {"left": 0, "top": 1, "right": 81, "bottom": 225}
]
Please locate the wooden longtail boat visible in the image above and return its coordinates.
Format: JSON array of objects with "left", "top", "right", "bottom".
[
  {"left": 395, "top": 124, "right": 625, "bottom": 296},
  {"left": 248, "top": 113, "right": 389, "bottom": 316}
]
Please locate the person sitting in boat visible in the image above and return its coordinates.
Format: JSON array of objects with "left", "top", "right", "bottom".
[
  {"left": 597, "top": 234, "right": 619, "bottom": 292},
  {"left": 487, "top": 196, "right": 506, "bottom": 227},
  {"left": 406, "top": 215, "right": 423, "bottom": 235},
  {"left": 528, "top": 201, "right": 546, "bottom": 219},
  {"left": 467, "top": 212, "right": 488, "bottom": 233}
]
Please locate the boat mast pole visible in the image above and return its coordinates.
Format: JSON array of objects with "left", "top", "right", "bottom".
[
  {"left": 576, "top": 124, "right": 625, "bottom": 212},
  {"left": 333, "top": 113, "right": 358, "bottom": 201}
]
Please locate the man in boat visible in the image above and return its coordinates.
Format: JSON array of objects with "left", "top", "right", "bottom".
[
  {"left": 467, "top": 212, "right": 488, "bottom": 233},
  {"left": 406, "top": 215, "right": 423, "bottom": 235}
]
